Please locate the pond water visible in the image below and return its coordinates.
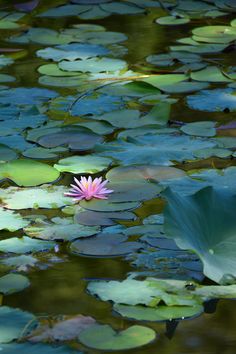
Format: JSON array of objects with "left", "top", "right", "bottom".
[{"left": 0, "top": 1, "right": 236, "bottom": 353}]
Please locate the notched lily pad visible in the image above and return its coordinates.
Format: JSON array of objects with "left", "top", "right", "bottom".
[
  {"left": 78, "top": 324, "right": 156, "bottom": 351},
  {"left": 70, "top": 233, "right": 141, "bottom": 257},
  {"left": 0, "top": 160, "right": 60, "bottom": 186}
]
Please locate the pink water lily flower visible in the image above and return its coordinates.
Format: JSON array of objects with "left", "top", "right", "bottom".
[{"left": 65, "top": 176, "right": 113, "bottom": 202}]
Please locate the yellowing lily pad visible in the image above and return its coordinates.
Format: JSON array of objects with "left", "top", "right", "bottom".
[{"left": 0, "top": 160, "right": 60, "bottom": 186}]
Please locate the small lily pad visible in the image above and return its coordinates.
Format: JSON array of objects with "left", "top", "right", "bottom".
[
  {"left": 181, "top": 121, "right": 216, "bottom": 137},
  {"left": 0, "top": 273, "right": 30, "bottom": 295},
  {"left": 156, "top": 15, "right": 190, "bottom": 25}
]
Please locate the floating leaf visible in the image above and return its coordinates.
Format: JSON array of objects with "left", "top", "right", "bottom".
[
  {"left": 0, "top": 236, "right": 56, "bottom": 254},
  {"left": 59, "top": 57, "right": 127, "bottom": 73},
  {"left": 96, "top": 134, "right": 215, "bottom": 166},
  {"left": 191, "top": 66, "right": 233, "bottom": 82},
  {"left": 70, "top": 233, "right": 141, "bottom": 257},
  {"left": 25, "top": 218, "right": 100, "bottom": 241},
  {"left": 164, "top": 187, "right": 236, "bottom": 283},
  {"left": 37, "top": 43, "right": 109, "bottom": 61},
  {"left": 0, "top": 207, "right": 29, "bottom": 231},
  {"left": 0, "top": 145, "right": 18, "bottom": 162},
  {"left": 181, "top": 121, "right": 216, "bottom": 137},
  {"left": 54, "top": 155, "right": 112, "bottom": 174},
  {"left": 75, "top": 210, "right": 136, "bottom": 226},
  {"left": 114, "top": 303, "right": 203, "bottom": 321},
  {"left": 0, "top": 185, "right": 72, "bottom": 210},
  {"left": 186, "top": 88, "right": 236, "bottom": 112},
  {"left": 0, "top": 306, "right": 36, "bottom": 343},
  {"left": 78, "top": 324, "right": 156, "bottom": 350},
  {"left": 0, "top": 160, "right": 60, "bottom": 186},
  {"left": 156, "top": 15, "right": 190, "bottom": 25},
  {"left": 0, "top": 274, "right": 30, "bottom": 295}
]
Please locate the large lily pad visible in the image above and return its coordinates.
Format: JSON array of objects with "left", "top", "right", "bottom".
[
  {"left": 186, "top": 88, "right": 236, "bottom": 112},
  {"left": 0, "top": 186, "right": 73, "bottom": 210},
  {"left": 24, "top": 218, "right": 100, "bottom": 241},
  {"left": 37, "top": 43, "right": 109, "bottom": 61},
  {"left": 114, "top": 303, "right": 203, "bottom": 321},
  {"left": 36, "top": 126, "right": 103, "bottom": 151},
  {"left": 78, "top": 324, "right": 156, "bottom": 350},
  {"left": 0, "top": 236, "right": 56, "bottom": 254},
  {"left": 70, "top": 233, "right": 141, "bottom": 257},
  {"left": 0, "top": 306, "right": 36, "bottom": 343},
  {"left": 96, "top": 134, "right": 215, "bottom": 166},
  {"left": 164, "top": 187, "right": 236, "bottom": 283},
  {"left": 0, "top": 160, "right": 60, "bottom": 186}
]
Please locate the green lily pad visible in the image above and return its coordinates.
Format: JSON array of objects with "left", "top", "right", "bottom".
[
  {"left": 0, "top": 306, "right": 36, "bottom": 343},
  {"left": 75, "top": 210, "right": 136, "bottom": 226},
  {"left": 156, "top": 15, "right": 190, "bottom": 25},
  {"left": 78, "top": 324, "right": 156, "bottom": 350},
  {"left": 54, "top": 155, "right": 112, "bottom": 174},
  {"left": 38, "top": 64, "right": 81, "bottom": 77},
  {"left": 1, "top": 255, "right": 37, "bottom": 270},
  {"left": 0, "top": 207, "right": 29, "bottom": 231},
  {"left": 59, "top": 57, "right": 127, "bottom": 73},
  {"left": 181, "top": 121, "right": 216, "bottom": 137},
  {"left": 70, "top": 233, "right": 141, "bottom": 257},
  {"left": 96, "top": 134, "right": 215, "bottom": 166},
  {"left": 170, "top": 43, "right": 228, "bottom": 54},
  {"left": 0, "top": 236, "right": 56, "bottom": 254},
  {"left": 87, "top": 278, "right": 200, "bottom": 306},
  {"left": 160, "top": 166, "right": 236, "bottom": 196},
  {"left": 0, "top": 12, "right": 25, "bottom": 29},
  {"left": 191, "top": 66, "right": 233, "bottom": 82},
  {"left": 79, "top": 200, "right": 139, "bottom": 212},
  {"left": 114, "top": 303, "right": 203, "bottom": 321},
  {"left": 106, "top": 165, "right": 186, "bottom": 182},
  {"left": 192, "top": 25, "right": 236, "bottom": 43},
  {"left": 141, "top": 74, "right": 188, "bottom": 89},
  {"left": 0, "top": 186, "right": 73, "bottom": 210},
  {"left": 24, "top": 218, "right": 100, "bottom": 241},
  {"left": 0, "top": 160, "right": 60, "bottom": 186},
  {"left": 23, "top": 147, "right": 67, "bottom": 160},
  {"left": 0, "top": 145, "right": 18, "bottom": 162},
  {"left": 186, "top": 88, "right": 236, "bottom": 112},
  {"left": 37, "top": 126, "right": 103, "bottom": 151},
  {"left": 0, "top": 273, "right": 30, "bottom": 295},
  {"left": 37, "top": 43, "right": 109, "bottom": 61},
  {"left": 164, "top": 187, "right": 236, "bottom": 283}
]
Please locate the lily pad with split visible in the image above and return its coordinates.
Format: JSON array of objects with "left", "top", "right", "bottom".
[
  {"left": 70, "top": 233, "right": 141, "bottom": 257},
  {"left": 78, "top": 324, "right": 156, "bottom": 350},
  {"left": 0, "top": 160, "right": 60, "bottom": 186}
]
